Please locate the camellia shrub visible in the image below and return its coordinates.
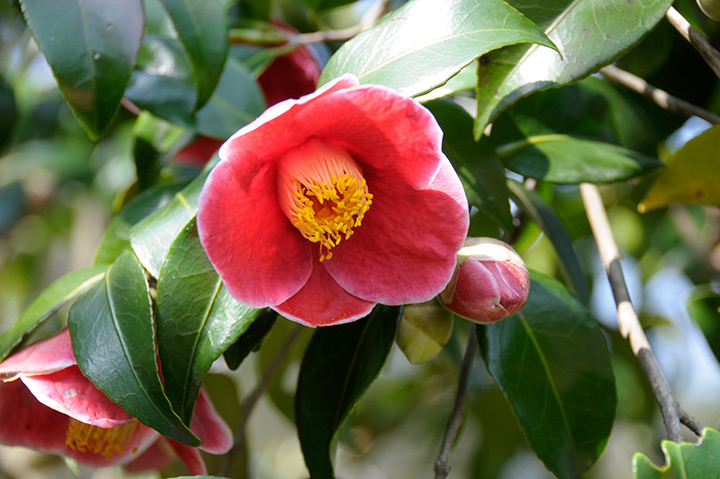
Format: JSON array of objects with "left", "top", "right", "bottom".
[{"left": 0, "top": 0, "right": 719, "bottom": 478}]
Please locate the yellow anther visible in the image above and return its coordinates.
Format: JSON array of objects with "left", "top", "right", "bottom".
[
  {"left": 278, "top": 139, "right": 373, "bottom": 261},
  {"left": 65, "top": 419, "right": 139, "bottom": 459}
]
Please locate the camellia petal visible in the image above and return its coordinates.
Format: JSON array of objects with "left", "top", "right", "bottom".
[
  {"left": 276, "top": 250, "right": 375, "bottom": 326},
  {"left": 198, "top": 155, "right": 313, "bottom": 307},
  {"left": 166, "top": 440, "right": 208, "bottom": 476},
  {"left": 325, "top": 159, "right": 469, "bottom": 305},
  {"left": 0, "top": 329, "right": 75, "bottom": 379},
  {"left": 190, "top": 389, "right": 233, "bottom": 454}
]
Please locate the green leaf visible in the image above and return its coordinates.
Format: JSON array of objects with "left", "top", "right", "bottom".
[
  {"left": 94, "top": 181, "right": 189, "bottom": 265},
  {"left": 497, "top": 134, "right": 660, "bottom": 184},
  {"left": 688, "top": 286, "right": 720, "bottom": 365},
  {"left": 0, "top": 265, "right": 107, "bottom": 362},
  {"left": 633, "top": 428, "right": 720, "bottom": 479},
  {"left": 160, "top": 0, "right": 228, "bottom": 110},
  {"left": 156, "top": 219, "right": 263, "bottom": 423},
  {"left": 425, "top": 99, "right": 512, "bottom": 231},
  {"left": 507, "top": 181, "right": 589, "bottom": 304},
  {"left": 319, "top": 0, "right": 555, "bottom": 97},
  {"left": 20, "top": 0, "right": 144, "bottom": 140},
  {"left": 223, "top": 308, "right": 277, "bottom": 370},
  {"left": 68, "top": 249, "right": 198, "bottom": 445},
  {"left": 639, "top": 125, "right": 720, "bottom": 212},
  {"left": 478, "top": 271, "right": 616, "bottom": 479},
  {"left": 474, "top": 0, "right": 673, "bottom": 136},
  {"left": 130, "top": 168, "right": 209, "bottom": 277},
  {"left": 296, "top": 306, "right": 401, "bottom": 478}
]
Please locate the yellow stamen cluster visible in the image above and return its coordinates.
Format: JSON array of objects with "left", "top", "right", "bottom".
[
  {"left": 65, "top": 418, "right": 138, "bottom": 459},
  {"left": 278, "top": 139, "right": 373, "bottom": 261}
]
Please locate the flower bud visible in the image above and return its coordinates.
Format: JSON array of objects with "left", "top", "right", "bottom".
[
  {"left": 396, "top": 300, "right": 453, "bottom": 364},
  {"left": 440, "top": 237, "right": 530, "bottom": 323}
]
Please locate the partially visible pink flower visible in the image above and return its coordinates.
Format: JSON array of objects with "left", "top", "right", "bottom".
[
  {"left": 197, "top": 74, "right": 469, "bottom": 327},
  {"left": 174, "top": 25, "right": 320, "bottom": 168},
  {"left": 0, "top": 329, "right": 232, "bottom": 474},
  {"left": 440, "top": 237, "right": 530, "bottom": 323}
]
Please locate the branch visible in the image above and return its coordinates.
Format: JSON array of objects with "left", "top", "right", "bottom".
[
  {"left": 434, "top": 326, "right": 477, "bottom": 478},
  {"left": 600, "top": 65, "right": 720, "bottom": 125},
  {"left": 219, "top": 324, "right": 305, "bottom": 477},
  {"left": 291, "top": 0, "right": 391, "bottom": 44},
  {"left": 580, "top": 183, "right": 703, "bottom": 442},
  {"left": 665, "top": 6, "right": 720, "bottom": 79}
]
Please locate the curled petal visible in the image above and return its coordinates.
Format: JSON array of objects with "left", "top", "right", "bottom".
[
  {"left": 124, "top": 439, "right": 176, "bottom": 473},
  {"left": 191, "top": 389, "right": 233, "bottom": 454},
  {"left": 326, "top": 158, "right": 468, "bottom": 305},
  {"left": 0, "top": 329, "right": 75, "bottom": 379},
  {"left": 167, "top": 439, "right": 207, "bottom": 476}
]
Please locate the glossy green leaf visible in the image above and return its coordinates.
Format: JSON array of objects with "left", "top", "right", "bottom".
[
  {"left": 160, "top": 0, "right": 228, "bottom": 110},
  {"left": 130, "top": 168, "right": 209, "bottom": 277},
  {"left": 296, "top": 306, "right": 401, "bottom": 478},
  {"left": 474, "top": 0, "right": 673, "bottom": 135},
  {"left": 20, "top": 0, "right": 143, "bottom": 140},
  {"left": 639, "top": 125, "right": 720, "bottom": 212},
  {"left": 417, "top": 61, "right": 477, "bottom": 102},
  {"left": 319, "top": 0, "right": 555, "bottom": 97},
  {"left": 425, "top": 99, "right": 512, "bottom": 231},
  {"left": 478, "top": 271, "right": 616, "bottom": 478},
  {"left": 688, "top": 286, "right": 720, "bottom": 364},
  {"left": 508, "top": 181, "right": 589, "bottom": 304},
  {"left": 223, "top": 308, "right": 277, "bottom": 370},
  {"left": 68, "top": 249, "right": 198, "bottom": 445},
  {"left": 497, "top": 134, "right": 660, "bottom": 184},
  {"left": 0, "top": 265, "right": 107, "bottom": 362},
  {"left": 94, "top": 181, "right": 189, "bottom": 265},
  {"left": 633, "top": 428, "right": 720, "bottom": 479},
  {"left": 156, "top": 219, "right": 262, "bottom": 423}
]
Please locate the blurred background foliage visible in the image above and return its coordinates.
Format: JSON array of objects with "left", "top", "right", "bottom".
[{"left": 1, "top": 0, "right": 720, "bottom": 477}]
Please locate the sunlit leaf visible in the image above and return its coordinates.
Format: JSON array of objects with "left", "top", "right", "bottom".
[
  {"left": 474, "top": 0, "right": 673, "bottom": 136},
  {"left": 161, "top": 0, "right": 228, "bottom": 110},
  {"left": 633, "top": 428, "right": 720, "bottom": 479},
  {"left": 296, "top": 306, "right": 401, "bottom": 478},
  {"left": 478, "top": 271, "right": 616, "bottom": 479},
  {"left": 320, "top": 0, "right": 555, "bottom": 97},
  {"left": 68, "top": 249, "right": 198, "bottom": 445},
  {"left": 156, "top": 219, "right": 262, "bottom": 423},
  {"left": 0, "top": 266, "right": 107, "bottom": 362},
  {"left": 20, "top": 0, "right": 144, "bottom": 139},
  {"left": 639, "top": 125, "right": 720, "bottom": 212}
]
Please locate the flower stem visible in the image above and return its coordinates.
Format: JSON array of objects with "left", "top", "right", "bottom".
[
  {"left": 580, "top": 183, "right": 703, "bottom": 442},
  {"left": 665, "top": 7, "right": 720, "bottom": 79},
  {"left": 434, "top": 326, "right": 477, "bottom": 478}
]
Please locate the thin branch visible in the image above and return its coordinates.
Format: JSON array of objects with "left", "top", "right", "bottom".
[
  {"left": 580, "top": 183, "right": 703, "bottom": 442},
  {"left": 666, "top": 6, "right": 720, "bottom": 79},
  {"left": 219, "top": 324, "right": 305, "bottom": 477},
  {"left": 291, "top": 0, "right": 391, "bottom": 44},
  {"left": 434, "top": 326, "right": 477, "bottom": 479},
  {"left": 600, "top": 65, "right": 720, "bottom": 125}
]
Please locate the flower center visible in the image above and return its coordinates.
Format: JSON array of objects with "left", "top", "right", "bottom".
[
  {"left": 65, "top": 418, "right": 139, "bottom": 459},
  {"left": 278, "top": 139, "right": 373, "bottom": 261}
]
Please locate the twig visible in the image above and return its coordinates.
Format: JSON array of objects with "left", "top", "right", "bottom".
[
  {"left": 600, "top": 65, "right": 720, "bottom": 125},
  {"left": 434, "top": 326, "right": 477, "bottom": 478},
  {"left": 666, "top": 6, "right": 720, "bottom": 79},
  {"left": 219, "top": 324, "right": 305, "bottom": 477},
  {"left": 580, "top": 183, "right": 703, "bottom": 442},
  {"left": 291, "top": 0, "right": 392, "bottom": 44}
]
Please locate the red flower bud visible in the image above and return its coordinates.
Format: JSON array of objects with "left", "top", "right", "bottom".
[{"left": 440, "top": 238, "right": 529, "bottom": 323}]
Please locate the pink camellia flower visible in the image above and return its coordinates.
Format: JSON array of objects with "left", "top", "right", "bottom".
[
  {"left": 0, "top": 329, "right": 232, "bottom": 475},
  {"left": 197, "top": 74, "right": 469, "bottom": 327},
  {"left": 175, "top": 26, "right": 321, "bottom": 168},
  {"left": 440, "top": 237, "right": 530, "bottom": 323}
]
